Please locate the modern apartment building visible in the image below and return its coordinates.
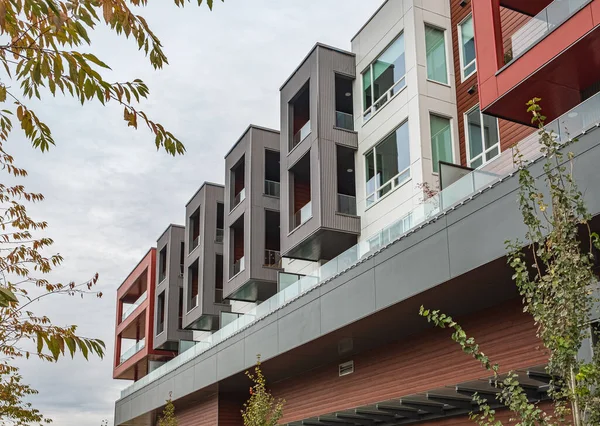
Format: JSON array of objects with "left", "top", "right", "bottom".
[{"left": 113, "top": 1, "right": 600, "bottom": 424}]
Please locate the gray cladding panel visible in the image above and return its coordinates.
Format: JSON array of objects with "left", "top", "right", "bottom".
[
  {"left": 317, "top": 48, "right": 358, "bottom": 148},
  {"left": 224, "top": 127, "right": 281, "bottom": 299},
  {"left": 183, "top": 184, "right": 229, "bottom": 330},
  {"left": 154, "top": 225, "right": 192, "bottom": 349}
]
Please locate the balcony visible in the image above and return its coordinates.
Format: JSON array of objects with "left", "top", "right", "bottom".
[
  {"left": 292, "top": 201, "right": 312, "bottom": 230},
  {"left": 232, "top": 188, "right": 246, "bottom": 209},
  {"left": 119, "top": 338, "right": 145, "bottom": 364},
  {"left": 291, "top": 120, "right": 311, "bottom": 150},
  {"left": 215, "top": 228, "right": 224, "bottom": 243},
  {"left": 337, "top": 193, "right": 357, "bottom": 216},
  {"left": 232, "top": 256, "right": 245, "bottom": 276},
  {"left": 335, "top": 111, "right": 354, "bottom": 131},
  {"left": 474, "top": 0, "right": 600, "bottom": 125},
  {"left": 121, "top": 292, "right": 147, "bottom": 322},
  {"left": 264, "top": 249, "right": 282, "bottom": 268},
  {"left": 505, "top": 0, "right": 591, "bottom": 64},
  {"left": 264, "top": 180, "right": 280, "bottom": 197},
  {"left": 179, "top": 264, "right": 184, "bottom": 278}
]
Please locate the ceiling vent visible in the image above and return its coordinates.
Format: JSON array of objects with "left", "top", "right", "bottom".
[{"left": 339, "top": 360, "right": 354, "bottom": 377}]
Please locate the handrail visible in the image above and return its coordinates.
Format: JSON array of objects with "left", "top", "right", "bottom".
[
  {"left": 119, "top": 338, "right": 145, "bottom": 364},
  {"left": 291, "top": 121, "right": 311, "bottom": 149},
  {"left": 121, "top": 292, "right": 147, "bottom": 322}
]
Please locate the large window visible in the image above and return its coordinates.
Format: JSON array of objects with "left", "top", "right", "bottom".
[
  {"left": 425, "top": 25, "right": 448, "bottom": 84},
  {"left": 365, "top": 121, "right": 410, "bottom": 207},
  {"left": 430, "top": 115, "right": 453, "bottom": 173},
  {"left": 458, "top": 15, "right": 476, "bottom": 80},
  {"left": 362, "top": 34, "right": 406, "bottom": 121},
  {"left": 465, "top": 105, "right": 500, "bottom": 168}
]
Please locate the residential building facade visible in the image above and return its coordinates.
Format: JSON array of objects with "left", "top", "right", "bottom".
[{"left": 112, "top": 1, "right": 600, "bottom": 425}]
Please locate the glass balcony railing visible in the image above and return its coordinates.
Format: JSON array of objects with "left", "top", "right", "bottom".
[
  {"left": 179, "top": 264, "right": 184, "bottom": 278},
  {"left": 190, "top": 235, "right": 199, "bottom": 252},
  {"left": 119, "top": 338, "right": 145, "bottom": 364},
  {"left": 121, "top": 292, "right": 147, "bottom": 322},
  {"left": 215, "top": 228, "right": 224, "bottom": 243},
  {"left": 265, "top": 180, "right": 280, "bottom": 197},
  {"left": 337, "top": 193, "right": 357, "bottom": 216},
  {"left": 506, "top": 0, "right": 591, "bottom": 64},
  {"left": 293, "top": 201, "right": 312, "bottom": 229},
  {"left": 232, "top": 256, "right": 245, "bottom": 276},
  {"left": 121, "top": 91, "right": 600, "bottom": 399},
  {"left": 264, "top": 249, "right": 282, "bottom": 268},
  {"left": 232, "top": 188, "right": 246, "bottom": 209},
  {"left": 335, "top": 111, "right": 354, "bottom": 131},
  {"left": 291, "top": 120, "right": 311, "bottom": 150}
]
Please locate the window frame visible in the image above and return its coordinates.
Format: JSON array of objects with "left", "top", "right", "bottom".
[
  {"left": 424, "top": 24, "right": 449, "bottom": 85},
  {"left": 464, "top": 104, "right": 501, "bottom": 169},
  {"left": 458, "top": 14, "right": 477, "bottom": 82},
  {"left": 364, "top": 120, "right": 411, "bottom": 208},
  {"left": 429, "top": 113, "right": 454, "bottom": 174},
  {"left": 361, "top": 32, "right": 407, "bottom": 123}
]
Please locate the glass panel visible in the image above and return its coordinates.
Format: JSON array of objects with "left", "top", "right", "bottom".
[
  {"left": 372, "top": 35, "right": 405, "bottom": 101},
  {"left": 509, "top": 0, "right": 590, "bottom": 61},
  {"left": 376, "top": 122, "right": 410, "bottom": 189},
  {"left": 460, "top": 15, "right": 476, "bottom": 76},
  {"left": 425, "top": 26, "right": 448, "bottom": 84},
  {"left": 482, "top": 113, "right": 499, "bottom": 151},
  {"left": 430, "top": 115, "right": 452, "bottom": 173},
  {"left": 362, "top": 68, "right": 372, "bottom": 111},
  {"left": 466, "top": 107, "right": 483, "bottom": 161}
]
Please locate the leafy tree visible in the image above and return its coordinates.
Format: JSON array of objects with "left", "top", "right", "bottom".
[
  {"left": 0, "top": 0, "right": 222, "bottom": 424},
  {"left": 241, "top": 356, "right": 284, "bottom": 426},
  {"left": 157, "top": 397, "right": 178, "bottom": 426},
  {"left": 421, "top": 99, "right": 600, "bottom": 425}
]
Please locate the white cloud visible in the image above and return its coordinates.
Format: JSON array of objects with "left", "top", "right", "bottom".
[{"left": 11, "top": 1, "right": 383, "bottom": 425}]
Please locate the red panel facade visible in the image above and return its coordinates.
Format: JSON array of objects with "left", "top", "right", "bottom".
[
  {"left": 113, "top": 248, "right": 174, "bottom": 380},
  {"left": 473, "top": 0, "right": 600, "bottom": 124}
]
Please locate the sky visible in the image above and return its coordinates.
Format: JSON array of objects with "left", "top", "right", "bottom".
[{"left": 9, "top": 1, "right": 384, "bottom": 425}]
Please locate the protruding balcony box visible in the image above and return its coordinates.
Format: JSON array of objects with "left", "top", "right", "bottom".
[
  {"left": 224, "top": 125, "right": 281, "bottom": 302},
  {"left": 182, "top": 183, "right": 231, "bottom": 331},
  {"left": 280, "top": 43, "right": 360, "bottom": 262},
  {"left": 113, "top": 248, "right": 174, "bottom": 381},
  {"left": 153, "top": 225, "right": 193, "bottom": 351},
  {"left": 473, "top": 0, "right": 600, "bottom": 125}
]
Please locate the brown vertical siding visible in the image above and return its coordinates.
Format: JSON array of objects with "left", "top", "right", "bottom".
[
  {"left": 293, "top": 179, "right": 311, "bottom": 212},
  {"left": 233, "top": 229, "right": 244, "bottom": 262},
  {"left": 218, "top": 393, "right": 245, "bottom": 426},
  {"left": 272, "top": 299, "right": 547, "bottom": 424},
  {"left": 451, "top": 1, "right": 534, "bottom": 166},
  {"left": 177, "top": 393, "right": 218, "bottom": 426}
]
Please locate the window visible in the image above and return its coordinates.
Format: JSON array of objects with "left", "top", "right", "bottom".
[
  {"left": 362, "top": 34, "right": 406, "bottom": 121},
  {"left": 465, "top": 105, "right": 500, "bottom": 168},
  {"left": 158, "top": 246, "right": 167, "bottom": 282},
  {"left": 425, "top": 25, "right": 448, "bottom": 84},
  {"left": 430, "top": 115, "right": 453, "bottom": 173},
  {"left": 157, "top": 291, "right": 165, "bottom": 335},
  {"left": 458, "top": 15, "right": 476, "bottom": 80},
  {"left": 365, "top": 121, "right": 410, "bottom": 207}
]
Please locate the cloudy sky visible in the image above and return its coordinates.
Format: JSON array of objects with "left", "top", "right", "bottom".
[{"left": 10, "top": 1, "right": 383, "bottom": 425}]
